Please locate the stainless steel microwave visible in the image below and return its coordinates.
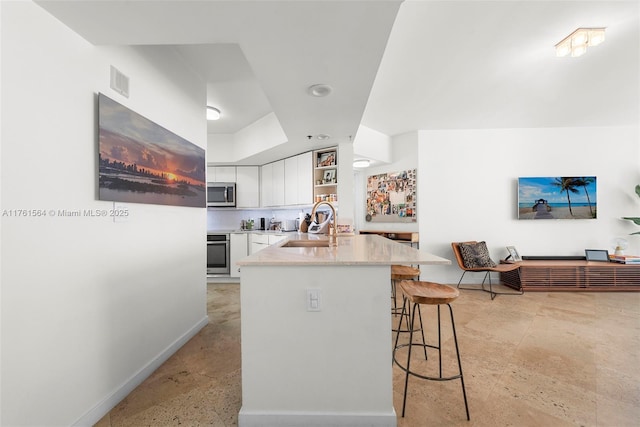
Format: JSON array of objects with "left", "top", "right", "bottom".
[{"left": 207, "top": 182, "right": 236, "bottom": 207}]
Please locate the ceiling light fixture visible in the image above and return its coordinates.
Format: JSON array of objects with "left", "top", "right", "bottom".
[
  {"left": 353, "top": 159, "right": 370, "bottom": 168},
  {"left": 316, "top": 134, "right": 330, "bottom": 140},
  {"left": 555, "top": 27, "right": 606, "bottom": 57},
  {"left": 207, "top": 106, "right": 221, "bottom": 120},
  {"left": 307, "top": 84, "right": 333, "bottom": 97}
]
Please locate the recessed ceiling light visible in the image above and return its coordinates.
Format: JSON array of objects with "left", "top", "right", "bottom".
[
  {"left": 307, "top": 84, "right": 333, "bottom": 97},
  {"left": 555, "top": 27, "right": 606, "bottom": 57},
  {"left": 353, "top": 159, "right": 370, "bottom": 168},
  {"left": 207, "top": 106, "right": 221, "bottom": 120}
]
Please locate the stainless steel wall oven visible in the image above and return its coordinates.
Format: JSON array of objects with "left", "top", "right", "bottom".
[{"left": 207, "top": 233, "right": 230, "bottom": 275}]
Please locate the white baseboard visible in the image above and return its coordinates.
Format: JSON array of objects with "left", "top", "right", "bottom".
[
  {"left": 238, "top": 409, "right": 397, "bottom": 427},
  {"left": 72, "top": 315, "right": 209, "bottom": 426}
]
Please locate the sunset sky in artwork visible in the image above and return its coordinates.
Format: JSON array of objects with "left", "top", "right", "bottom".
[{"left": 99, "top": 94, "right": 205, "bottom": 186}]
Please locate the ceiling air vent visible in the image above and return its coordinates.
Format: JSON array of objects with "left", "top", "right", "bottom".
[{"left": 110, "top": 66, "right": 129, "bottom": 98}]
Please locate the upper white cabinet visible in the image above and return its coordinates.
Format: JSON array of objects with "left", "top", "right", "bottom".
[
  {"left": 236, "top": 166, "right": 260, "bottom": 208},
  {"left": 272, "top": 160, "right": 285, "bottom": 206},
  {"left": 260, "top": 162, "right": 274, "bottom": 207},
  {"left": 284, "top": 151, "right": 313, "bottom": 205},
  {"left": 261, "top": 159, "right": 285, "bottom": 207},
  {"left": 262, "top": 152, "right": 312, "bottom": 208},
  {"left": 207, "top": 166, "right": 236, "bottom": 183}
]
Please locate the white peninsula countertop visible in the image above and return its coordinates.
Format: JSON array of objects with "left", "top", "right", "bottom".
[
  {"left": 238, "top": 234, "right": 449, "bottom": 427},
  {"left": 238, "top": 233, "right": 450, "bottom": 266}
]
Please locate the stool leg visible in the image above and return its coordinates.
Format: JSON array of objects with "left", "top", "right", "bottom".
[
  {"left": 393, "top": 296, "right": 408, "bottom": 351},
  {"left": 393, "top": 299, "right": 427, "bottom": 359},
  {"left": 416, "top": 304, "right": 428, "bottom": 360},
  {"left": 391, "top": 279, "right": 398, "bottom": 315},
  {"left": 401, "top": 302, "right": 419, "bottom": 417},
  {"left": 447, "top": 303, "right": 470, "bottom": 421},
  {"left": 437, "top": 305, "right": 442, "bottom": 378}
]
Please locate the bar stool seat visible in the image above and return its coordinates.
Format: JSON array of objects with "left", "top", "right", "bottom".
[
  {"left": 393, "top": 280, "right": 470, "bottom": 420},
  {"left": 391, "top": 265, "right": 420, "bottom": 316},
  {"left": 391, "top": 265, "right": 421, "bottom": 281}
]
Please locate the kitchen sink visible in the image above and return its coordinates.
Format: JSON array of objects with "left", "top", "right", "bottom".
[{"left": 280, "top": 240, "right": 330, "bottom": 248}]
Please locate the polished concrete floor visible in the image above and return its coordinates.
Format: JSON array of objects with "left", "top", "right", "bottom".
[{"left": 96, "top": 283, "right": 640, "bottom": 426}]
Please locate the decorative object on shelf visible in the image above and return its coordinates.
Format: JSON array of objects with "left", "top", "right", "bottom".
[
  {"left": 317, "top": 151, "right": 336, "bottom": 167},
  {"left": 98, "top": 93, "right": 206, "bottom": 208},
  {"left": 366, "top": 169, "right": 417, "bottom": 223},
  {"left": 622, "top": 184, "right": 640, "bottom": 235},
  {"left": 506, "top": 246, "right": 522, "bottom": 262},
  {"left": 323, "top": 169, "right": 336, "bottom": 183},
  {"left": 612, "top": 238, "right": 629, "bottom": 256},
  {"left": 517, "top": 176, "right": 597, "bottom": 220}
]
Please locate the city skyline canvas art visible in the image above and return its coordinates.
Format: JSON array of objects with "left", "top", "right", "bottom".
[{"left": 98, "top": 94, "right": 206, "bottom": 208}]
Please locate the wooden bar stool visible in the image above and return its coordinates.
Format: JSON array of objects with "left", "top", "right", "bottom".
[
  {"left": 390, "top": 265, "right": 420, "bottom": 315},
  {"left": 393, "top": 280, "right": 470, "bottom": 420}
]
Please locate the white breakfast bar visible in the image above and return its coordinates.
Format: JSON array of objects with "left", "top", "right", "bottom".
[{"left": 237, "top": 234, "right": 450, "bottom": 427}]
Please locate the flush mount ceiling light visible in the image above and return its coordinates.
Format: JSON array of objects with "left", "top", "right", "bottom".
[
  {"left": 316, "top": 134, "right": 331, "bottom": 140},
  {"left": 307, "top": 84, "right": 333, "bottom": 97},
  {"left": 353, "top": 159, "right": 370, "bottom": 168},
  {"left": 206, "top": 106, "right": 221, "bottom": 120},
  {"left": 555, "top": 27, "right": 606, "bottom": 57}
]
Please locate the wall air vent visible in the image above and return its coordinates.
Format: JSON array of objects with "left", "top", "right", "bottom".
[{"left": 110, "top": 66, "right": 130, "bottom": 98}]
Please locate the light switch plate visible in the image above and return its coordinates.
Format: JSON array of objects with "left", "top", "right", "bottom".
[{"left": 306, "top": 288, "right": 321, "bottom": 311}]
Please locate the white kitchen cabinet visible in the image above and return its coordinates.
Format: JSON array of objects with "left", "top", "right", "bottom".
[
  {"left": 250, "top": 233, "right": 270, "bottom": 254},
  {"left": 236, "top": 166, "right": 260, "bottom": 208},
  {"left": 272, "top": 160, "right": 285, "bottom": 206},
  {"left": 297, "top": 151, "right": 313, "bottom": 204},
  {"left": 260, "top": 160, "right": 285, "bottom": 207},
  {"left": 249, "top": 233, "right": 285, "bottom": 254},
  {"left": 269, "top": 234, "right": 286, "bottom": 244},
  {"left": 260, "top": 162, "right": 273, "bottom": 207},
  {"left": 284, "top": 153, "right": 312, "bottom": 206},
  {"left": 284, "top": 156, "right": 298, "bottom": 206},
  {"left": 207, "top": 166, "right": 236, "bottom": 183},
  {"left": 230, "top": 233, "right": 248, "bottom": 277}
]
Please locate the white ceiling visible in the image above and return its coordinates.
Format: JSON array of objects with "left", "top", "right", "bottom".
[{"left": 35, "top": 0, "right": 639, "bottom": 165}]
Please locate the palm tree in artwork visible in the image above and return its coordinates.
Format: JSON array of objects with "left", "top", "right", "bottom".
[
  {"left": 574, "top": 177, "right": 595, "bottom": 217},
  {"left": 551, "top": 177, "right": 580, "bottom": 216}
]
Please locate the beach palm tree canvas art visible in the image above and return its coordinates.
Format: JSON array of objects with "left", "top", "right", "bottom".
[{"left": 518, "top": 176, "right": 597, "bottom": 220}]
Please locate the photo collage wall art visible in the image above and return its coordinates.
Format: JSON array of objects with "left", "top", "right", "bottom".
[{"left": 366, "top": 169, "right": 417, "bottom": 223}]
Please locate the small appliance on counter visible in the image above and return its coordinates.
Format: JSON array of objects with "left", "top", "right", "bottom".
[
  {"left": 282, "top": 219, "right": 298, "bottom": 231},
  {"left": 308, "top": 209, "right": 333, "bottom": 234},
  {"left": 269, "top": 221, "right": 282, "bottom": 231}
]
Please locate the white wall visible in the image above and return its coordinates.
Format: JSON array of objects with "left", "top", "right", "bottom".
[
  {"left": 1, "top": 2, "right": 207, "bottom": 425},
  {"left": 417, "top": 126, "right": 640, "bottom": 284}
]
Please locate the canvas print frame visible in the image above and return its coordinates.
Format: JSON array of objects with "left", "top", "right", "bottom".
[
  {"left": 518, "top": 176, "right": 597, "bottom": 220},
  {"left": 98, "top": 93, "right": 206, "bottom": 208}
]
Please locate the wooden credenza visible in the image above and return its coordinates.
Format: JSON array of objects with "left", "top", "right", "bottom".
[
  {"left": 358, "top": 230, "right": 419, "bottom": 248},
  {"left": 500, "top": 260, "right": 640, "bottom": 292}
]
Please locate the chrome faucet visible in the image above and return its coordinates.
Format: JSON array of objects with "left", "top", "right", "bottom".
[{"left": 310, "top": 200, "right": 338, "bottom": 246}]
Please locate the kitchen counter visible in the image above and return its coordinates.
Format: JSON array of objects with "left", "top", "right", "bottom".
[
  {"left": 238, "top": 234, "right": 446, "bottom": 266},
  {"left": 207, "top": 229, "right": 299, "bottom": 234},
  {"left": 238, "top": 234, "right": 450, "bottom": 427}
]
